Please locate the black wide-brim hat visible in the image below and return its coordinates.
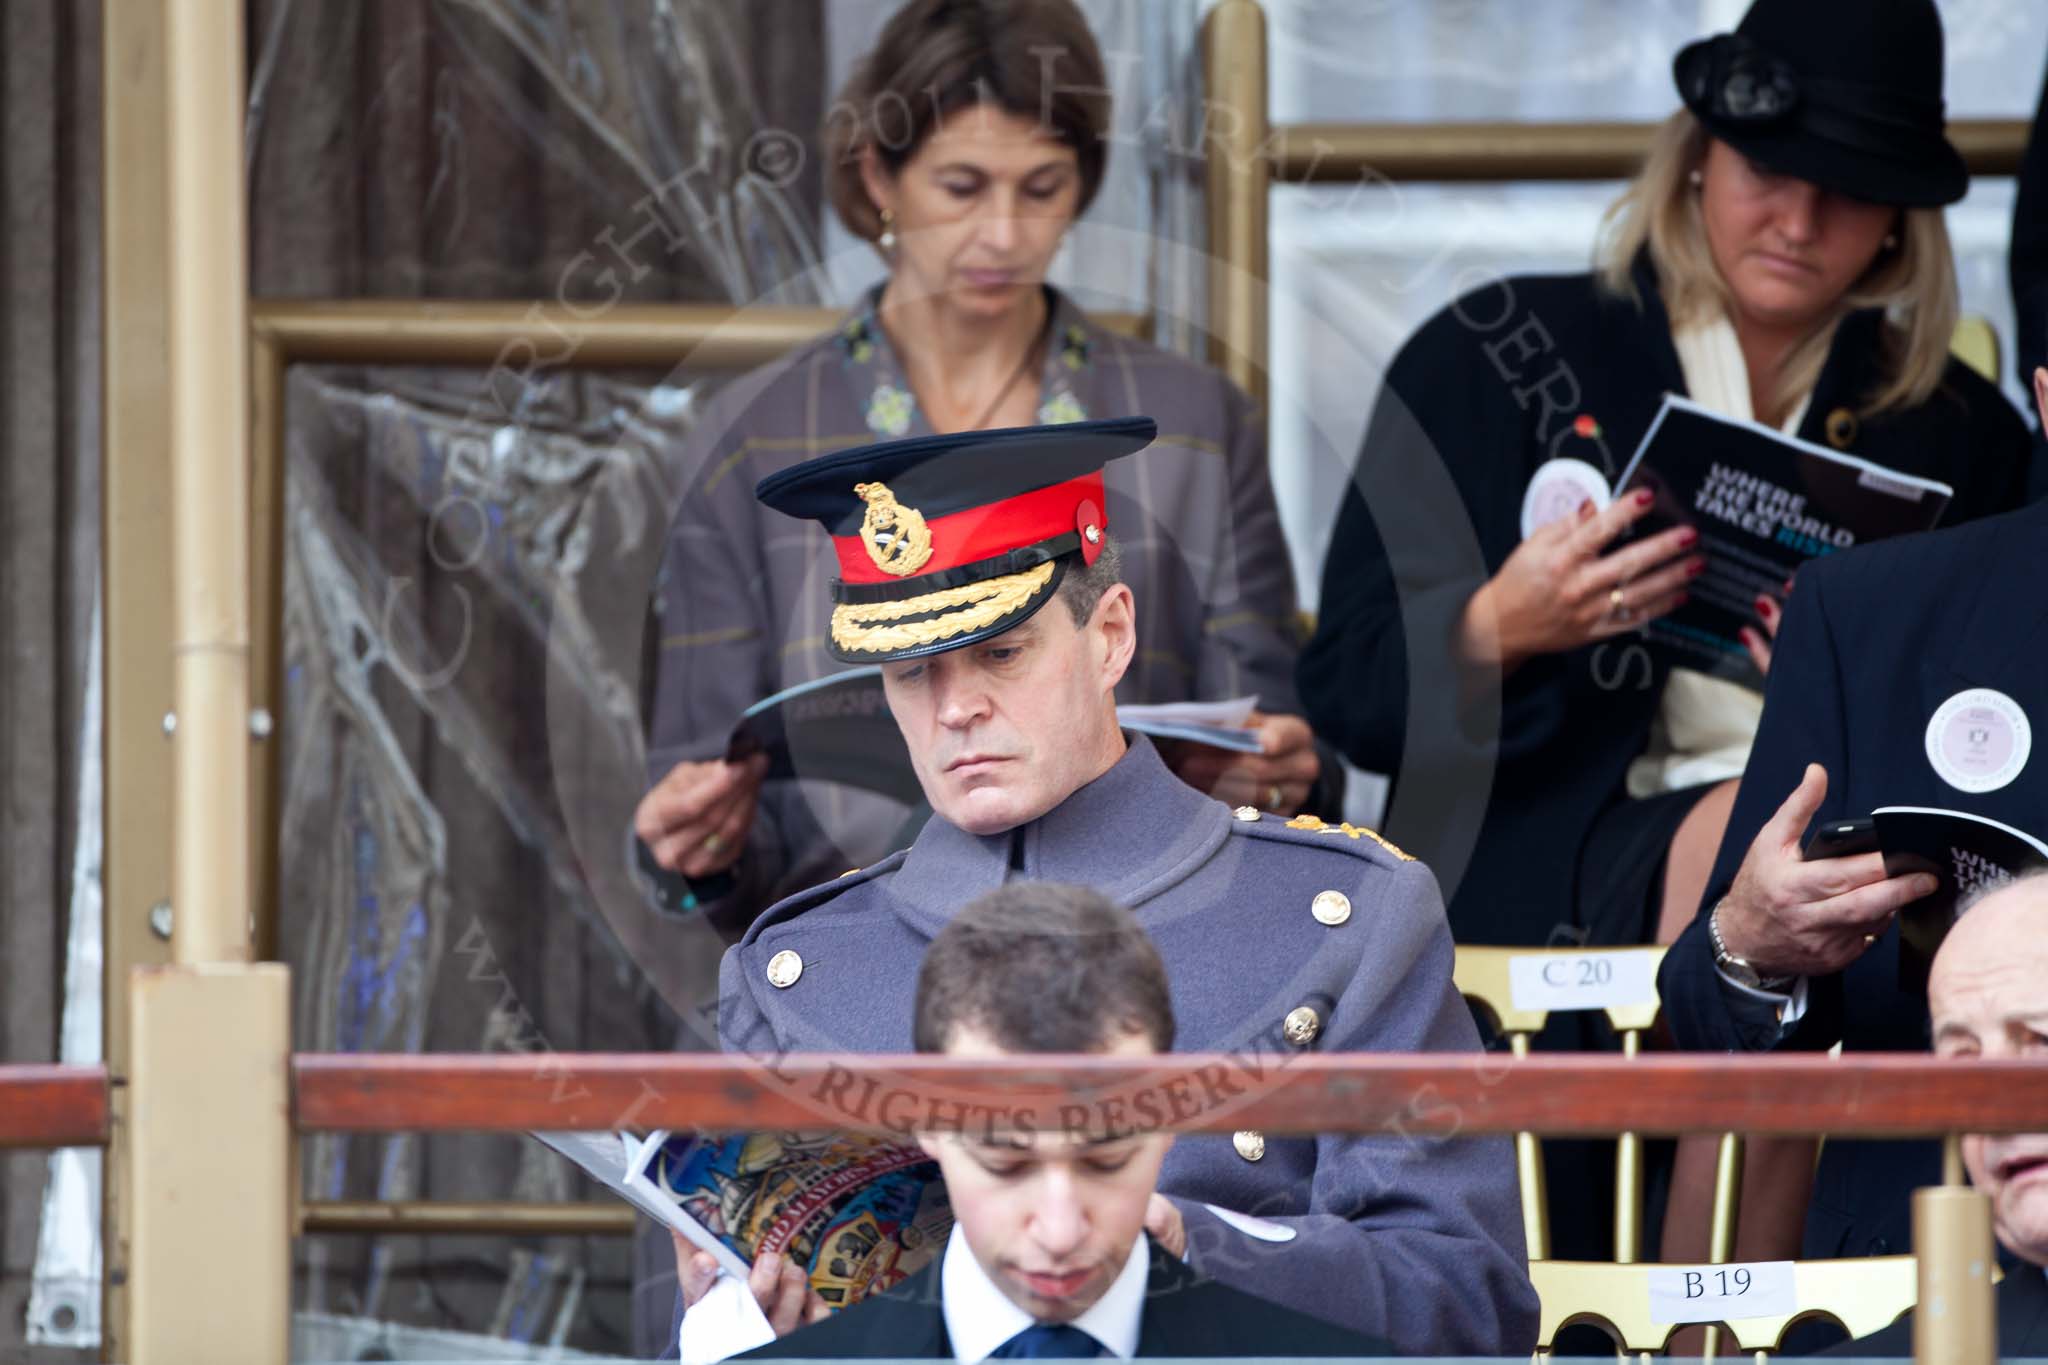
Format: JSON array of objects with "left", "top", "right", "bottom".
[
  {"left": 1674, "top": 0, "right": 1966, "bottom": 208},
  {"left": 756, "top": 417, "right": 1157, "bottom": 664}
]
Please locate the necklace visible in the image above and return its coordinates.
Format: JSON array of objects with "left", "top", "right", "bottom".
[
  {"left": 961, "top": 331, "right": 1044, "bottom": 431},
  {"left": 900, "top": 303, "right": 1051, "bottom": 433}
]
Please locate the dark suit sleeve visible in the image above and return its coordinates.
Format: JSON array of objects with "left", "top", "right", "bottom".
[
  {"left": 1171, "top": 859, "right": 1537, "bottom": 1357},
  {"left": 1659, "top": 563, "right": 1851, "bottom": 1053},
  {"left": 1945, "top": 366, "right": 2037, "bottom": 523},
  {"left": 2013, "top": 51, "right": 2048, "bottom": 406}
]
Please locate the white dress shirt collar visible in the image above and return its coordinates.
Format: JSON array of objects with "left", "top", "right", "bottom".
[{"left": 939, "top": 1225, "right": 1149, "bottom": 1363}]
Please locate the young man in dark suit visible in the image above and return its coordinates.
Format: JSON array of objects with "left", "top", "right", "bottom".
[
  {"left": 730, "top": 882, "right": 1390, "bottom": 1360},
  {"left": 1821, "top": 875, "right": 2048, "bottom": 1356},
  {"left": 1660, "top": 369, "right": 2048, "bottom": 1264}
]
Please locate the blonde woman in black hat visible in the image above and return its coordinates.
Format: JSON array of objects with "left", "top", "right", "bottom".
[
  {"left": 635, "top": 0, "right": 1325, "bottom": 944},
  {"left": 1299, "top": 0, "right": 2035, "bottom": 1262}
]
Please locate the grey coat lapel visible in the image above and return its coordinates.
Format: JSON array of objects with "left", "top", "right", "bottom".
[{"left": 885, "top": 736, "right": 1230, "bottom": 941}]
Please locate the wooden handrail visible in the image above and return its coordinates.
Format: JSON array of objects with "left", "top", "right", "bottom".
[
  {"left": 293, "top": 1053, "right": 2048, "bottom": 1138},
  {"left": 0, "top": 1064, "right": 112, "bottom": 1148},
  {"left": 1267, "top": 118, "right": 2027, "bottom": 184},
  {"left": 249, "top": 300, "right": 1149, "bottom": 370}
]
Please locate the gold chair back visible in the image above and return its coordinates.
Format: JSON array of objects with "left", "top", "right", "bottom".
[
  {"left": 1531, "top": 1254, "right": 1943, "bottom": 1359},
  {"left": 1950, "top": 315, "right": 2002, "bottom": 385},
  {"left": 1452, "top": 944, "right": 1667, "bottom": 1263}
]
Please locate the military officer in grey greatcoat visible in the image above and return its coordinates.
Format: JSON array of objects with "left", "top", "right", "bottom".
[{"left": 675, "top": 418, "right": 1535, "bottom": 1358}]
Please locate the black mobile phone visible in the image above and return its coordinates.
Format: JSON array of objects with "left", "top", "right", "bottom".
[{"left": 1803, "top": 815, "right": 1878, "bottom": 860}]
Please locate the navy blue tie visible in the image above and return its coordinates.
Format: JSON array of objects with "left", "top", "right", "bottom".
[{"left": 988, "top": 1324, "right": 1108, "bottom": 1358}]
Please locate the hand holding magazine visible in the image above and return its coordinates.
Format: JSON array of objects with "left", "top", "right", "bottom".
[
  {"left": 1614, "top": 395, "right": 1952, "bottom": 687},
  {"left": 535, "top": 1129, "right": 950, "bottom": 1308},
  {"left": 1873, "top": 807, "right": 2048, "bottom": 992}
]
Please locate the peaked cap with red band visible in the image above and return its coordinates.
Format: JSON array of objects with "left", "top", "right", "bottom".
[{"left": 755, "top": 417, "right": 1157, "bottom": 663}]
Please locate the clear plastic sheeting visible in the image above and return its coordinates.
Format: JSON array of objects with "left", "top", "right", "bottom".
[
  {"left": 279, "top": 362, "right": 721, "bottom": 1349},
  {"left": 245, "top": 0, "right": 842, "bottom": 1349},
  {"left": 247, "top": 0, "right": 826, "bottom": 304}
]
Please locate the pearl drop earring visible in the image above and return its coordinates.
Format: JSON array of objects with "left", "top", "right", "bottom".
[{"left": 877, "top": 208, "right": 898, "bottom": 256}]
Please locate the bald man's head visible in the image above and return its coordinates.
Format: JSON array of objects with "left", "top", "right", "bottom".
[{"left": 1930, "top": 874, "right": 2048, "bottom": 1267}]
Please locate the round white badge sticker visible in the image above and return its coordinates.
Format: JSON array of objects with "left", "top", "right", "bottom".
[
  {"left": 1924, "top": 687, "right": 2031, "bottom": 794},
  {"left": 1520, "top": 458, "right": 1612, "bottom": 539}
]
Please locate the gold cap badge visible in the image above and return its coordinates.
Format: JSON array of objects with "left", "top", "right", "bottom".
[{"left": 854, "top": 481, "right": 934, "bottom": 577}]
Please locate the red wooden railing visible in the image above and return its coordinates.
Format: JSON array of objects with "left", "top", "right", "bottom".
[
  {"left": 0, "top": 1064, "right": 111, "bottom": 1148},
  {"left": 290, "top": 1053, "right": 2048, "bottom": 1137},
  {"left": 10, "top": 1055, "right": 2047, "bottom": 1150}
]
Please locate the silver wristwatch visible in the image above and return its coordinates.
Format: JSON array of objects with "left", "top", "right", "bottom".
[{"left": 1708, "top": 900, "right": 1794, "bottom": 992}]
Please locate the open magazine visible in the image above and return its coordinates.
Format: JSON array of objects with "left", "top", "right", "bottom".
[
  {"left": 1615, "top": 395, "right": 1952, "bottom": 688},
  {"left": 726, "top": 668, "right": 1262, "bottom": 802},
  {"left": 535, "top": 1129, "right": 950, "bottom": 1309},
  {"left": 1875, "top": 806, "right": 2048, "bottom": 992}
]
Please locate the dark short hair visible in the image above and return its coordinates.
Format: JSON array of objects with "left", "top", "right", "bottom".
[
  {"left": 825, "top": 0, "right": 1112, "bottom": 242},
  {"left": 1052, "top": 534, "right": 1123, "bottom": 627},
  {"left": 913, "top": 882, "right": 1174, "bottom": 1054}
]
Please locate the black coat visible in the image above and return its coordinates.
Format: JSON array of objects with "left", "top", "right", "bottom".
[
  {"left": 734, "top": 1238, "right": 1393, "bottom": 1359},
  {"left": 1299, "top": 255, "right": 2034, "bottom": 946},
  {"left": 2009, "top": 50, "right": 2048, "bottom": 503},
  {"left": 1815, "top": 1262, "right": 2048, "bottom": 1356},
  {"left": 1660, "top": 497, "right": 2048, "bottom": 1258}
]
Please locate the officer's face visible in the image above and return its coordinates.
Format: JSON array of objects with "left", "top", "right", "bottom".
[
  {"left": 881, "top": 584, "right": 1135, "bottom": 836},
  {"left": 1931, "top": 881, "right": 2048, "bottom": 1266},
  {"left": 1697, "top": 138, "right": 1897, "bottom": 336},
  {"left": 860, "top": 103, "right": 1082, "bottom": 323},
  {"left": 917, "top": 1025, "right": 1172, "bottom": 1322}
]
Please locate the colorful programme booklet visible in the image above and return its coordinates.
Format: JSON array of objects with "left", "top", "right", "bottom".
[{"left": 536, "top": 1129, "right": 951, "bottom": 1309}]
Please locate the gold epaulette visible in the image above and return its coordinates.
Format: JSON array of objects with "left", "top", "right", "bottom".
[{"left": 1283, "top": 813, "right": 1415, "bottom": 861}]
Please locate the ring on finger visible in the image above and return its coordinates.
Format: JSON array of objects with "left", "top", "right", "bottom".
[
  {"left": 702, "top": 831, "right": 725, "bottom": 855},
  {"left": 1607, "top": 584, "right": 1633, "bottom": 623},
  {"left": 1267, "top": 783, "right": 1285, "bottom": 811}
]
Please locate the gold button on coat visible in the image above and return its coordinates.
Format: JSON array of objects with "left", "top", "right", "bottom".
[
  {"left": 1232, "top": 1130, "right": 1266, "bottom": 1162},
  {"left": 1283, "top": 1005, "right": 1323, "bottom": 1047},
  {"left": 1824, "top": 406, "right": 1858, "bottom": 449},
  {"left": 1311, "top": 890, "right": 1351, "bottom": 926},
  {"left": 765, "top": 949, "right": 803, "bottom": 989}
]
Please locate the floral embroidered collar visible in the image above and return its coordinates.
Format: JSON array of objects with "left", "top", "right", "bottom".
[{"left": 836, "top": 285, "right": 1094, "bottom": 437}]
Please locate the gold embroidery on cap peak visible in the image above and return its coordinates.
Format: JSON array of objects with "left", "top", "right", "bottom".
[
  {"left": 854, "top": 481, "right": 934, "bottom": 577},
  {"left": 831, "top": 560, "right": 1054, "bottom": 654}
]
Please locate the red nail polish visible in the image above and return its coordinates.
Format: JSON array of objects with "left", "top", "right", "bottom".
[
  {"left": 1678, "top": 527, "right": 1699, "bottom": 546},
  {"left": 1688, "top": 559, "right": 1707, "bottom": 577},
  {"left": 1635, "top": 489, "right": 1655, "bottom": 508}
]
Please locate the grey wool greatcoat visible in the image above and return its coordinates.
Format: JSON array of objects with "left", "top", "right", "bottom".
[
  {"left": 714, "top": 735, "right": 1539, "bottom": 1358},
  {"left": 645, "top": 287, "right": 1304, "bottom": 933}
]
